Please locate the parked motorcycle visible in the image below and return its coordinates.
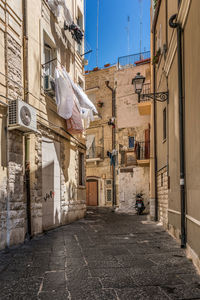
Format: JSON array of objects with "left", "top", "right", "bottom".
[{"left": 135, "top": 193, "right": 145, "bottom": 215}]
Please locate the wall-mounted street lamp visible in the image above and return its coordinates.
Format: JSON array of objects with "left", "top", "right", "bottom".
[{"left": 132, "top": 72, "right": 168, "bottom": 103}]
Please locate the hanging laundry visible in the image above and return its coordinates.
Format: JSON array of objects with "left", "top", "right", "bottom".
[
  {"left": 54, "top": 68, "right": 74, "bottom": 119},
  {"left": 107, "top": 151, "right": 116, "bottom": 166},
  {"left": 47, "top": 0, "right": 73, "bottom": 24},
  {"left": 66, "top": 97, "right": 83, "bottom": 134},
  {"left": 81, "top": 107, "right": 94, "bottom": 129},
  {"left": 62, "top": 68, "right": 98, "bottom": 114}
]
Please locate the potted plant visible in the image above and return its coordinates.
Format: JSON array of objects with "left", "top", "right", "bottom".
[{"left": 152, "top": 48, "right": 161, "bottom": 65}]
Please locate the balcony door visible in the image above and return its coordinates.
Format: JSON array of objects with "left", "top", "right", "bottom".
[
  {"left": 86, "top": 180, "right": 98, "bottom": 206},
  {"left": 145, "top": 128, "right": 150, "bottom": 159}
]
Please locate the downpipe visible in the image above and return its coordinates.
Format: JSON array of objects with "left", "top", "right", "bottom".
[
  {"left": 169, "top": 14, "right": 186, "bottom": 248},
  {"left": 105, "top": 81, "right": 116, "bottom": 207},
  {"left": 153, "top": 25, "right": 158, "bottom": 221},
  {"left": 23, "top": 0, "right": 32, "bottom": 238}
]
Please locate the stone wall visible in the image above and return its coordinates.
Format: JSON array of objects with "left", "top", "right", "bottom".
[
  {"left": 30, "top": 125, "right": 86, "bottom": 235},
  {"left": 157, "top": 166, "right": 168, "bottom": 228},
  {"left": 117, "top": 167, "right": 150, "bottom": 214},
  {"left": 6, "top": 32, "right": 25, "bottom": 247}
]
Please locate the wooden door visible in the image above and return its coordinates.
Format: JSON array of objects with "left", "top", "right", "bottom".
[
  {"left": 86, "top": 180, "right": 98, "bottom": 206},
  {"left": 145, "top": 128, "right": 150, "bottom": 159}
]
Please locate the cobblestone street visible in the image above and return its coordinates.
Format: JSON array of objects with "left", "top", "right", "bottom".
[{"left": 0, "top": 208, "right": 200, "bottom": 300}]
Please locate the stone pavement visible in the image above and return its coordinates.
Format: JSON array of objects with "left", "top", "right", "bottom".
[{"left": 0, "top": 208, "right": 200, "bottom": 300}]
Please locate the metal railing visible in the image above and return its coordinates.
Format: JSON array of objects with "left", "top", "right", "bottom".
[
  {"left": 118, "top": 51, "right": 150, "bottom": 69},
  {"left": 135, "top": 141, "right": 150, "bottom": 160},
  {"left": 86, "top": 146, "right": 104, "bottom": 160},
  {"left": 139, "top": 83, "right": 151, "bottom": 102}
]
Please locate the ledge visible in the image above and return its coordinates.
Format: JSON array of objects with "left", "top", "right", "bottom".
[
  {"left": 137, "top": 159, "right": 150, "bottom": 166},
  {"left": 138, "top": 101, "right": 151, "bottom": 115}
]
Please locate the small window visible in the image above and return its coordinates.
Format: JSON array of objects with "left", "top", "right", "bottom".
[
  {"left": 163, "top": 108, "right": 167, "bottom": 141},
  {"left": 79, "top": 152, "right": 85, "bottom": 186},
  {"left": 129, "top": 137, "right": 135, "bottom": 149}
]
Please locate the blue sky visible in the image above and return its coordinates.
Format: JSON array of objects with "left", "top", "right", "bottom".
[{"left": 84, "top": 0, "right": 151, "bottom": 70}]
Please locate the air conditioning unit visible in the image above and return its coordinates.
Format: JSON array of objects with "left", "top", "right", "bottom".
[
  {"left": 44, "top": 75, "right": 55, "bottom": 94},
  {"left": 8, "top": 99, "right": 37, "bottom": 132}
]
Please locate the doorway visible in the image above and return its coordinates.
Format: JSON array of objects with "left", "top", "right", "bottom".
[
  {"left": 42, "top": 137, "right": 61, "bottom": 230},
  {"left": 86, "top": 180, "right": 98, "bottom": 206}
]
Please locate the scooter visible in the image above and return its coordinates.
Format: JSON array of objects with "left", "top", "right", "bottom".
[{"left": 135, "top": 193, "right": 145, "bottom": 215}]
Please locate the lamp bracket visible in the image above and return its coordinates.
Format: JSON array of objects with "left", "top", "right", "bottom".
[{"left": 140, "top": 91, "right": 168, "bottom": 102}]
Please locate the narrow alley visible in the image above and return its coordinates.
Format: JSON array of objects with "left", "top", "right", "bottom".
[{"left": 0, "top": 208, "right": 200, "bottom": 300}]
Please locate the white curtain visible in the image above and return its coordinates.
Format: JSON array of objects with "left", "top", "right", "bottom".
[{"left": 86, "top": 135, "right": 95, "bottom": 150}]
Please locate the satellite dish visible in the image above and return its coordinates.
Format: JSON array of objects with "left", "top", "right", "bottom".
[{"left": 20, "top": 106, "right": 31, "bottom": 126}]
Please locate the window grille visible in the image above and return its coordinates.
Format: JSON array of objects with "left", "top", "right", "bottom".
[{"left": 106, "top": 189, "right": 112, "bottom": 202}]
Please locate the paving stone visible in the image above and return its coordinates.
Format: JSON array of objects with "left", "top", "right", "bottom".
[
  {"left": 116, "top": 287, "right": 171, "bottom": 300},
  {"left": 0, "top": 207, "right": 200, "bottom": 299}
]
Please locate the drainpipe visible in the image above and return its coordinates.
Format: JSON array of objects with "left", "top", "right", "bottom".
[
  {"left": 105, "top": 81, "right": 116, "bottom": 207},
  {"left": 153, "top": 29, "right": 158, "bottom": 221},
  {"left": 169, "top": 14, "right": 186, "bottom": 248},
  {"left": 23, "top": 0, "right": 31, "bottom": 238}
]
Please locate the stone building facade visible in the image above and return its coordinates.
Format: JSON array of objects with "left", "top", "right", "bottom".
[
  {"left": 85, "top": 67, "right": 115, "bottom": 207},
  {"left": 85, "top": 57, "right": 151, "bottom": 213},
  {"left": 0, "top": 0, "right": 86, "bottom": 250},
  {"left": 115, "top": 58, "right": 151, "bottom": 213},
  {"left": 152, "top": 0, "right": 200, "bottom": 271}
]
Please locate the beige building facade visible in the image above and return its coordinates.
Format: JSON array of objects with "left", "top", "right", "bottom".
[
  {"left": 152, "top": 0, "right": 200, "bottom": 271},
  {"left": 0, "top": 0, "right": 86, "bottom": 250},
  {"left": 85, "top": 54, "right": 151, "bottom": 213},
  {"left": 116, "top": 56, "right": 151, "bottom": 213},
  {"left": 85, "top": 66, "right": 115, "bottom": 207}
]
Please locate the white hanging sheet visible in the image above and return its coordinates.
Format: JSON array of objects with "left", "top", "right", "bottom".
[
  {"left": 62, "top": 68, "right": 98, "bottom": 114},
  {"left": 47, "top": 0, "right": 73, "bottom": 24},
  {"left": 54, "top": 68, "right": 74, "bottom": 119},
  {"left": 86, "top": 135, "right": 95, "bottom": 150},
  {"left": 81, "top": 108, "right": 94, "bottom": 129}
]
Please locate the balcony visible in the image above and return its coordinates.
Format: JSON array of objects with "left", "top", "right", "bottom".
[
  {"left": 86, "top": 146, "right": 104, "bottom": 163},
  {"left": 118, "top": 51, "right": 150, "bottom": 70},
  {"left": 138, "top": 83, "right": 151, "bottom": 115},
  {"left": 136, "top": 141, "right": 150, "bottom": 166}
]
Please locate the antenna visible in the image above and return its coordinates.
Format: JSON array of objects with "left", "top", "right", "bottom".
[
  {"left": 139, "top": 0, "right": 143, "bottom": 57},
  {"left": 96, "top": 0, "right": 99, "bottom": 67},
  {"left": 127, "top": 16, "right": 130, "bottom": 55}
]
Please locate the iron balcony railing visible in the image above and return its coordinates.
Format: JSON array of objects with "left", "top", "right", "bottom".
[
  {"left": 86, "top": 146, "right": 104, "bottom": 160},
  {"left": 139, "top": 83, "right": 151, "bottom": 102},
  {"left": 135, "top": 141, "right": 150, "bottom": 160},
  {"left": 118, "top": 51, "right": 150, "bottom": 69}
]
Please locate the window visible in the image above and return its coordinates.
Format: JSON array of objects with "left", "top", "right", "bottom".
[
  {"left": 129, "top": 136, "right": 135, "bottom": 149},
  {"left": 86, "top": 135, "right": 95, "bottom": 159},
  {"left": 77, "top": 10, "right": 83, "bottom": 54},
  {"left": 44, "top": 44, "right": 53, "bottom": 76},
  {"left": 79, "top": 152, "right": 85, "bottom": 186},
  {"left": 163, "top": 108, "right": 167, "bottom": 141}
]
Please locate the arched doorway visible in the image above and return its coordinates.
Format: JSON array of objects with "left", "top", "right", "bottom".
[{"left": 86, "top": 178, "right": 98, "bottom": 206}]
